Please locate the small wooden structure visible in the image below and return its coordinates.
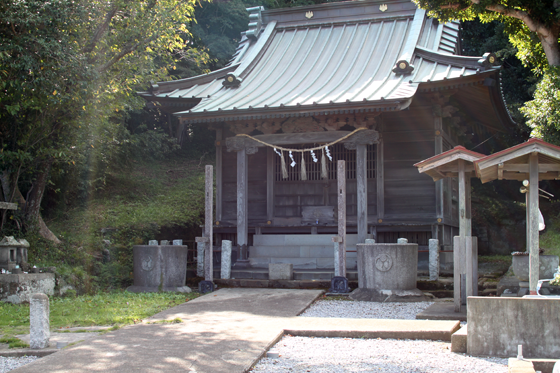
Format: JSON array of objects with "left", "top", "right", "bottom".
[
  {"left": 140, "top": 0, "right": 515, "bottom": 277},
  {"left": 415, "top": 146, "right": 485, "bottom": 311},
  {"left": 474, "top": 138, "right": 560, "bottom": 294}
]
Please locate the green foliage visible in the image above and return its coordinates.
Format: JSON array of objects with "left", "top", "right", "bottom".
[
  {"left": 539, "top": 214, "right": 560, "bottom": 258},
  {"left": 413, "top": 0, "right": 559, "bottom": 71},
  {"left": 0, "top": 336, "right": 29, "bottom": 349},
  {"left": 0, "top": 291, "right": 199, "bottom": 336},
  {"left": 521, "top": 66, "right": 560, "bottom": 144}
]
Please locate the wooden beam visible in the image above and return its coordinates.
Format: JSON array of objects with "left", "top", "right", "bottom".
[
  {"left": 529, "top": 152, "right": 539, "bottom": 294},
  {"left": 226, "top": 130, "right": 379, "bottom": 152},
  {"left": 376, "top": 139, "right": 384, "bottom": 220},
  {"left": 500, "top": 164, "right": 560, "bottom": 172},
  {"left": 237, "top": 149, "right": 248, "bottom": 249},
  {"left": 356, "top": 144, "right": 367, "bottom": 243}
]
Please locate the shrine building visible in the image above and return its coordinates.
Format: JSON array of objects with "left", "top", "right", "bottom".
[{"left": 140, "top": 0, "right": 515, "bottom": 277}]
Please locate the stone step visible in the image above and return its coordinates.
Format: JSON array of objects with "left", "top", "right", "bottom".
[
  {"left": 248, "top": 256, "right": 358, "bottom": 270},
  {"left": 249, "top": 245, "right": 358, "bottom": 259},
  {"left": 451, "top": 324, "right": 467, "bottom": 353},
  {"left": 252, "top": 234, "right": 360, "bottom": 246}
]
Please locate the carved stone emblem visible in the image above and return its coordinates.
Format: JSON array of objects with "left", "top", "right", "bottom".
[
  {"left": 375, "top": 254, "right": 393, "bottom": 272},
  {"left": 305, "top": 11, "right": 313, "bottom": 19},
  {"left": 141, "top": 256, "right": 154, "bottom": 271}
]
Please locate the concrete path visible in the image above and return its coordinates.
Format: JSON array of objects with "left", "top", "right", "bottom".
[{"left": 12, "top": 289, "right": 460, "bottom": 373}]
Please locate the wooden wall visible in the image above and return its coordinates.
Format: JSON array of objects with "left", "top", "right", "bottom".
[{"left": 382, "top": 110, "right": 437, "bottom": 221}]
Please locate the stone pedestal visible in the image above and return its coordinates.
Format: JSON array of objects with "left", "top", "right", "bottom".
[
  {"left": 0, "top": 273, "right": 55, "bottom": 304},
  {"left": 127, "top": 245, "right": 190, "bottom": 293},
  {"left": 269, "top": 263, "right": 293, "bottom": 280},
  {"left": 351, "top": 243, "right": 427, "bottom": 302}
]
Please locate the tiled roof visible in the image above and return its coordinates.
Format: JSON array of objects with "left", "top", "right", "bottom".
[{"left": 139, "top": 0, "right": 502, "bottom": 124}]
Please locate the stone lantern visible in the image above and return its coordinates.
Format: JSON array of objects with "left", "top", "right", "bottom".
[{"left": 0, "top": 236, "right": 29, "bottom": 272}]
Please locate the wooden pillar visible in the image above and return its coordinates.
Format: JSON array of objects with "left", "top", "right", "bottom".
[
  {"left": 237, "top": 149, "right": 248, "bottom": 249},
  {"left": 215, "top": 129, "right": 222, "bottom": 222},
  {"left": 458, "top": 159, "right": 467, "bottom": 237},
  {"left": 266, "top": 147, "right": 274, "bottom": 222},
  {"left": 529, "top": 152, "right": 539, "bottom": 294},
  {"left": 337, "top": 160, "right": 347, "bottom": 278},
  {"left": 204, "top": 165, "right": 213, "bottom": 282},
  {"left": 466, "top": 176, "right": 472, "bottom": 237},
  {"left": 434, "top": 114, "right": 444, "bottom": 219},
  {"left": 376, "top": 139, "right": 384, "bottom": 221},
  {"left": 356, "top": 144, "right": 367, "bottom": 243}
]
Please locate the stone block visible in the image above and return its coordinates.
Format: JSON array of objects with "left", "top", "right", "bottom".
[
  {"left": 271, "top": 258, "right": 316, "bottom": 269},
  {"left": 30, "top": 293, "right": 49, "bottom": 349},
  {"left": 248, "top": 257, "right": 271, "bottom": 268},
  {"left": 356, "top": 243, "right": 418, "bottom": 290},
  {"left": 0, "top": 273, "right": 55, "bottom": 304},
  {"left": 468, "top": 297, "right": 560, "bottom": 358},
  {"left": 173, "top": 239, "right": 183, "bottom": 246},
  {"left": 129, "top": 245, "right": 188, "bottom": 292},
  {"left": 451, "top": 325, "right": 467, "bottom": 353},
  {"left": 269, "top": 263, "right": 293, "bottom": 280},
  {"left": 508, "top": 358, "right": 536, "bottom": 373}
]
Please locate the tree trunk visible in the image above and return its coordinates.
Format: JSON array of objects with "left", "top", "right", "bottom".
[
  {"left": 539, "top": 29, "right": 560, "bottom": 66},
  {"left": 24, "top": 158, "right": 61, "bottom": 244},
  {"left": 1, "top": 166, "right": 61, "bottom": 244}
]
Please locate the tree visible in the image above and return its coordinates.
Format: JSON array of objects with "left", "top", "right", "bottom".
[
  {"left": 414, "top": 1, "right": 559, "bottom": 70},
  {"left": 414, "top": 1, "right": 560, "bottom": 142},
  {"left": 0, "top": 0, "right": 205, "bottom": 240}
]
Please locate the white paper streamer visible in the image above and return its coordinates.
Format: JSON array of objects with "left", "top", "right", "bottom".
[
  {"left": 289, "top": 151, "right": 296, "bottom": 167},
  {"left": 310, "top": 150, "right": 318, "bottom": 163},
  {"left": 325, "top": 146, "right": 332, "bottom": 161}
]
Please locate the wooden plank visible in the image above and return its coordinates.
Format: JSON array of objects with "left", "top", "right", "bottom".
[
  {"left": 529, "top": 152, "right": 539, "bottom": 294},
  {"left": 267, "top": 147, "right": 274, "bottom": 221},
  {"left": 0, "top": 202, "right": 17, "bottom": 210},
  {"left": 204, "top": 165, "right": 214, "bottom": 282},
  {"left": 216, "top": 129, "right": 223, "bottom": 222},
  {"left": 502, "top": 164, "right": 560, "bottom": 172},
  {"left": 376, "top": 139, "right": 384, "bottom": 220},
  {"left": 237, "top": 149, "right": 249, "bottom": 248},
  {"left": 356, "top": 144, "right": 367, "bottom": 243},
  {"left": 337, "top": 160, "right": 347, "bottom": 278}
]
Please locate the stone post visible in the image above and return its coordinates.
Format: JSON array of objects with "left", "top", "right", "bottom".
[
  {"left": 173, "top": 239, "right": 183, "bottom": 245},
  {"left": 221, "top": 240, "right": 232, "bottom": 279},
  {"left": 30, "top": 293, "right": 49, "bottom": 349},
  {"left": 397, "top": 238, "right": 408, "bottom": 244},
  {"left": 197, "top": 241, "right": 205, "bottom": 277},
  {"left": 428, "top": 239, "right": 439, "bottom": 281},
  {"left": 148, "top": 240, "right": 158, "bottom": 245},
  {"left": 365, "top": 238, "right": 375, "bottom": 244}
]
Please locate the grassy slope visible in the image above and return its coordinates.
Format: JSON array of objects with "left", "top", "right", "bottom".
[{"left": 29, "top": 155, "right": 210, "bottom": 291}]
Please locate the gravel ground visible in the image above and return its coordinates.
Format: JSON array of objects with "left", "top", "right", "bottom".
[
  {"left": 0, "top": 356, "right": 38, "bottom": 373},
  {"left": 300, "top": 300, "right": 435, "bottom": 319},
  {"left": 251, "top": 336, "right": 508, "bottom": 373},
  {"left": 251, "top": 299, "right": 507, "bottom": 372}
]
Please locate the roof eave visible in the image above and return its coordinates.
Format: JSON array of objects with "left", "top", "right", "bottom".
[{"left": 174, "top": 98, "right": 413, "bottom": 124}]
